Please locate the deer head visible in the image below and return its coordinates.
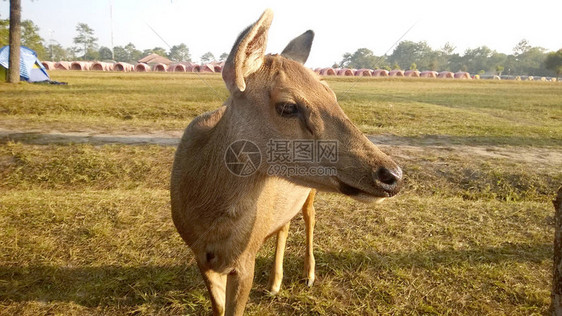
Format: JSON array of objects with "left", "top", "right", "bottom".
[{"left": 222, "top": 9, "right": 402, "bottom": 202}]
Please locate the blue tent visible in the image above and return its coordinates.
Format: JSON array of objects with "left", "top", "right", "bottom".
[{"left": 0, "top": 45, "right": 50, "bottom": 82}]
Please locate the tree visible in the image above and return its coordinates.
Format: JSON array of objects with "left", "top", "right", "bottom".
[
  {"left": 168, "top": 43, "right": 191, "bottom": 62},
  {"left": 545, "top": 49, "right": 562, "bottom": 79},
  {"left": 73, "top": 23, "right": 98, "bottom": 59},
  {"left": 0, "top": 19, "right": 10, "bottom": 46},
  {"left": 340, "top": 48, "right": 385, "bottom": 69},
  {"left": 20, "top": 20, "right": 46, "bottom": 59},
  {"left": 1, "top": 18, "right": 47, "bottom": 59},
  {"left": 8, "top": 0, "right": 21, "bottom": 83},
  {"left": 441, "top": 42, "right": 456, "bottom": 55},
  {"left": 409, "top": 62, "right": 417, "bottom": 70},
  {"left": 461, "top": 46, "right": 495, "bottom": 73},
  {"left": 495, "top": 65, "right": 504, "bottom": 76},
  {"left": 513, "top": 39, "right": 531, "bottom": 56},
  {"left": 219, "top": 52, "right": 229, "bottom": 62},
  {"left": 98, "top": 46, "right": 113, "bottom": 60},
  {"left": 113, "top": 46, "right": 128, "bottom": 62},
  {"left": 47, "top": 42, "right": 69, "bottom": 61},
  {"left": 124, "top": 43, "right": 142, "bottom": 62},
  {"left": 388, "top": 41, "right": 435, "bottom": 70},
  {"left": 200, "top": 51, "right": 215, "bottom": 64},
  {"left": 142, "top": 47, "right": 168, "bottom": 58}
]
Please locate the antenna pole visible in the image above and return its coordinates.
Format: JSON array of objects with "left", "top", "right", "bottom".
[{"left": 110, "top": 0, "right": 115, "bottom": 59}]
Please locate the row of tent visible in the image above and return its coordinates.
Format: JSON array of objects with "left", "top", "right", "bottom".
[
  {"left": 29, "top": 60, "right": 562, "bottom": 81},
  {"left": 41, "top": 61, "right": 225, "bottom": 73},
  {"left": 2, "top": 47, "right": 557, "bottom": 82},
  {"left": 314, "top": 68, "right": 472, "bottom": 79},
  {"left": 313, "top": 68, "right": 558, "bottom": 81},
  {"left": 42, "top": 60, "right": 472, "bottom": 79}
]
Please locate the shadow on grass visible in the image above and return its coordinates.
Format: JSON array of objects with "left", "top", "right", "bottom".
[
  {"left": 0, "top": 242, "right": 551, "bottom": 307},
  {"left": 0, "top": 264, "right": 203, "bottom": 307},
  {"left": 309, "top": 242, "right": 552, "bottom": 273}
]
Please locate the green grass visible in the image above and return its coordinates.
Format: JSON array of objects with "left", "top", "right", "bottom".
[
  {"left": 0, "top": 72, "right": 560, "bottom": 315},
  {"left": 1, "top": 72, "right": 561, "bottom": 145}
]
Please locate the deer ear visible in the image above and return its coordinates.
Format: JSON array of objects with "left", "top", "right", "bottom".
[
  {"left": 222, "top": 9, "right": 273, "bottom": 92},
  {"left": 281, "top": 30, "right": 314, "bottom": 64}
]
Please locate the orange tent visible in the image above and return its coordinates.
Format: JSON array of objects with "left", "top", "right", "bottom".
[
  {"left": 70, "top": 61, "right": 92, "bottom": 71},
  {"left": 438, "top": 71, "right": 454, "bottom": 78},
  {"left": 114, "top": 62, "right": 134, "bottom": 72},
  {"left": 337, "top": 68, "right": 354, "bottom": 76},
  {"left": 404, "top": 70, "right": 420, "bottom": 77},
  {"left": 454, "top": 72, "right": 471, "bottom": 79},
  {"left": 91, "top": 62, "right": 114, "bottom": 71},
  {"left": 420, "top": 71, "right": 438, "bottom": 78},
  {"left": 319, "top": 68, "right": 336, "bottom": 76},
  {"left": 169, "top": 64, "right": 187, "bottom": 72},
  {"left": 152, "top": 63, "right": 168, "bottom": 72},
  {"left": 355, "top": 69, "right": 373, "bottom": 76},
  {"left": 134, "top": 63, "right": 151, "bottom": 72},
  {"left": 55, "top": 61, "right": 71, "bottom": 70},
  {"left": 200, "top": 64, "right": 215, "bottom": 73},
  {"left": 41, "top": 61, "right": 56, "bottom": 70},
  {"left": 372, "top": 69, "right": 389, "bottom": 77}
]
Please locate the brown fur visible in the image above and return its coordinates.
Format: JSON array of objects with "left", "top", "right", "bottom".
[{"left": 170, "top": 9, "right": 402, "bottom": 315}]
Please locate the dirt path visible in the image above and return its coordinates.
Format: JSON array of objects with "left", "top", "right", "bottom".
[{"left": 1, "top": 127, "right": 561, "bottom": 170}]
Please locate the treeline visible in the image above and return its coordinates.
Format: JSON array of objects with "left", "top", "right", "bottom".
[
  {"left": 340, "top": 40, "right": 562, "bottom": 77},
  {"left": 0, "top": 20, "right": 228, "bottom": 64},
  {"left": 1, "top": 19, "right": 560, "bottom": 76}
]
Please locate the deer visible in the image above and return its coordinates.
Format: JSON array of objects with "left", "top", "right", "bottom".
[{"left": 170, "top": 9, "right": 403, "bottom": 316}]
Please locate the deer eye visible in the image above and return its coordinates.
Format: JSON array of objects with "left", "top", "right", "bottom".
[{"left": 275, "top": 102, "right": 300, "bottom": 118}]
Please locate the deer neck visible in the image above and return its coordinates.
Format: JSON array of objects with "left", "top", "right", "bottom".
[{"left": 185, "top": 100, "right": 268, "bottom": 217}]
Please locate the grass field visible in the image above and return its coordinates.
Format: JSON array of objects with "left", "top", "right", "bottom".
[{"left": 1, "top": 71, "right": 561, "bottom": 315}]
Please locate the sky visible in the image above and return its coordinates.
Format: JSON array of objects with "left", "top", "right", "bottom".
[{"left": 1, "top": 0, "right": 561, "bottom": 68}]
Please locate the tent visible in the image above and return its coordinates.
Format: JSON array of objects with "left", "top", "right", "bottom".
[
  {"left": 169, "top": 63, "right": 187, "bottom": 72},
  {"left": 319, "top": 68, "right": 336, "bottom": 76},
  {"left": 389, "top": 69, "right": 405, "bottom": 77},
  {"left": 55, "top": 61, "right": 71, "bottom": 70},
  {"left": 71, "top": 61, "right": 92, "bottom": 71},
  {"left": 152, "top": 63, "right": 168, "bottom": 72},
  {"left": 420, "top": 71, "right": 438, "bottom": 78},
  {"left": 404, "top": 70, "right": 420, "bottom": 77},
  {"left": 454, "top": 71, "right": 471, "bottom": 79},
  {"left": 372, "top": 69, "right": 389, "bottom": 77},
  {"left": 114, "top": 62, "right": 134, "bottom": 72},
  {"left": 355, "top": 69, "right": 373, "bottom": 76},
  {"left": 337, "top": 68, "right": 354, "bottom": 76},
  {"left": 438, "top": 71, "right": 454, "bottom": 78},
  {"left": 91, "top": 61, "right": 114, "bottom": 71},
  {"left": 41, "top": 61, "right": 56, "bottom": 70},
  {"left": 134, "top": 63, "right": 151, "bottom": 72},
  {"left": 0, "top": 45, "right": 50, "bottom": 82},
  {"left": 200, "top": 64, "right": 216, "bottom": 73}
]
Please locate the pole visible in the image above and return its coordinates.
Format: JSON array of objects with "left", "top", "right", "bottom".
[{"left": 110, "top": 0, "right": 115, "bottom": 60}]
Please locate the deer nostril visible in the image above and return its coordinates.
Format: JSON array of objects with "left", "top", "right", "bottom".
[{"left": 376, "top": 167, "right": 399, "bottom": 186}]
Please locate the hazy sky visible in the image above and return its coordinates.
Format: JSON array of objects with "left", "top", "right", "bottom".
[{"left": 1, "top": 0, "right": 561, "bottom": 67}]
